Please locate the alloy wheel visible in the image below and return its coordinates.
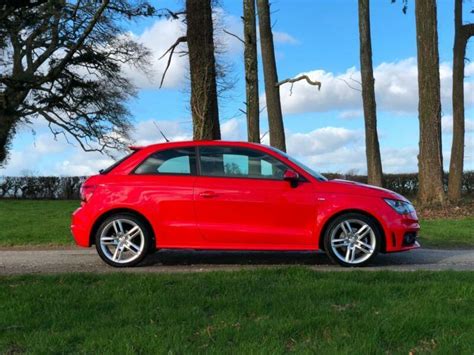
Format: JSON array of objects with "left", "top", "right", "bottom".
[
  {"left": 329, "top": 218, "right": 376, "bottom": 265},
  {"left": 99, "top": 218, "right": 146, "bottom": 265}
]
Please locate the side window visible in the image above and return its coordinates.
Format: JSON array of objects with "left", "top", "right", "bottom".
[
  {"left": 134, "top": 148, "right": 196, "bottom": 175},
  {"left": 199, "top": 146, "right": 288, "bottom": 179}
]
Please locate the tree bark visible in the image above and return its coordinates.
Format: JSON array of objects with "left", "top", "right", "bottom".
[
  {"left": 186, "top": 0, "right": 221, "bottom": 140},
  {"left": 256, "top": 0, "right": 286, "bottom": 151},
  {"left": 358, "top": 0, "right": 383, "bottom": 187},
  {"left": 448, "top": 0, "right": 469, "bottom": 203},
  {"left": 415, "top": 0, "right": 445, "bottom": 205},
  {"left": 0, "top": 110, "right": 17, "bottom": 166},
  {"left": 243, "top": 0, "right": 260, "bottom": 143}
]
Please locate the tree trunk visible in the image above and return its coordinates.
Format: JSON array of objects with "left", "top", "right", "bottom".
[
  {"left": 448, "top": 0, "right": 468, "bottom": 203},
  {"left": 0, "top": 110, "right": 17, "bottom": 166},
  {"left": 256, "top": 0, "right": 286, "bottom": 151},
  {"left": 415, "top": 0, "right": 445, "bottom": 205},
  {"left": 358, "top": 0, "right": 383, "bottom": 187},
  {"left": 243, "top": 0, "right": 260, "bottom": 143},
  {"left": 186, "top": 0, "right": 221, "bottom": 140}
]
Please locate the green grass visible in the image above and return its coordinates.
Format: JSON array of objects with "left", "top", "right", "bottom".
[
  {"left": 420, "top": 218, "right": 474, "bottom": 248},
  {"left": 0, "top": 200, "right": 79, "bottom": 246},
  {"left": 0, "top": 200, "right": 472, "bottom": 248},
  {"left": 0, "top": 269, "right": 472, "bottom": 354}
]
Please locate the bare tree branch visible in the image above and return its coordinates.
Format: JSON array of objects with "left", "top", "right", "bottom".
[
  {"left": 223, "top": 29, "right": 244, "bottom": 44},
  {"left": 337, "top": 77, "right": 362, "bottom": 92},
  {"left": 158, "top": 35, "right": 187, "bottom": 88},
  {"left": 276, "top": 75, "right": 322, "bottom": 90},
  {"left": 157, "top": 8, "right": 186, "bottom": 20}
]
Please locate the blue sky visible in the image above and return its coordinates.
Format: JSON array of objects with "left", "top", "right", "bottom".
[{"left": 2, "top": 0, "right": 473, "bottom": 176}]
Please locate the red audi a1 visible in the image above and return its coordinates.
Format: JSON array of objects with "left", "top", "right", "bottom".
[{"left": 71, "top": 140, "right": 420, "bottom": 267}]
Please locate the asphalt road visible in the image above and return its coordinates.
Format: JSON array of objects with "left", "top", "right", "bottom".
[{"left": 0, "top": 247, "right": 473, "bottom": 275}]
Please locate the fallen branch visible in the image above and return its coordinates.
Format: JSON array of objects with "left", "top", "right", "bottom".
[{"left": 159, "top": 36, "right": 187, "bottom": 88}]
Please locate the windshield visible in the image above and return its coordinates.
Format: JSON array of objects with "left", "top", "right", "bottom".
[{"left": 267, "top": 146, "right": 327, "bottom": 181}]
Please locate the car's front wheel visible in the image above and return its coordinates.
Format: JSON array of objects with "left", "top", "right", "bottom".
[
  {"left": 323, "top": 213, "right": 381, "bottom": 267},
  {"left": 95, "top": 213, "right": 151, "bottom": 267}
]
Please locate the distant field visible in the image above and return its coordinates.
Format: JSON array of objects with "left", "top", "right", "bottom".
[
  {"left": 0, "top": 269, "right": 472, "bottom": 353},
  {"left": 0, "top": 200, "right": 472, "bottom": 248}
]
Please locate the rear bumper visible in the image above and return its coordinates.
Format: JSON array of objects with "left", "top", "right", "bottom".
[{"left": 71, "top": 206, "right": 92, "bottom": 247}]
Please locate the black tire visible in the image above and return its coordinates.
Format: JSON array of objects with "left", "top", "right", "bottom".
[
  {"left": 95, "top": 213, "right": 152, "bottom": 267},
  {"left": 323, "top": 213, "right": 381, "bottom": 267}
]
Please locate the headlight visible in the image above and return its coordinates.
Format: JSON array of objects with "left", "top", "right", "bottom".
[{"left": 384, "top": 199, "right": 415, "bottom": 214}]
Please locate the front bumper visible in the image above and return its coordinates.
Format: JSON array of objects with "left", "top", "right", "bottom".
[{"left": 384, "top": 211, "right": 420, "bottom": 252}]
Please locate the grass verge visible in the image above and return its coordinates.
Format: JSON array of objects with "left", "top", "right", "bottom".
[
  {"left": 0, "top": 269, "right": 473, "bottom": 354},
  {"left": 420, "top": 218, "right": 474, "bottom": 248},
  {"left": 0, "top": 200, "right": 79, "bottom": 246}
]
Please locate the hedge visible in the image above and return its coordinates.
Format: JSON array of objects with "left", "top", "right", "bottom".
[
  {"left": 0, "top": 176, "right": 86, "bottom": 199},
  {"left": 324, "top": 171, "right": 474, "bottom": 196},
  {"left": 0, "top": 172, "right": 472, "bottom": 199}
]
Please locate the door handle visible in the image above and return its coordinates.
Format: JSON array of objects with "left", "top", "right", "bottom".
[{"left": 199, "top": 191, "right": 217, "bottom": 198}]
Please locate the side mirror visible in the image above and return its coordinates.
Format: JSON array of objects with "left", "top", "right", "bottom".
[{"left": 283, "top": 169, "right": 299, "bottom": 187}]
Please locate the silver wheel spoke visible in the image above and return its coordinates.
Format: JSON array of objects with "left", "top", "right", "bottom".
[
  {"left": 124, "top": 226, "right": 140, "bottom": 239},
  {"left": 345, "top": 246, "right": 355, "bottom": 262},
  {"left": 127, "top": 241, "right": 141, "bottom": 253},
  {"left": 112, "top": 220, "right": 124, "bottom": 234},
  {"left": 341, "top": 221, "right": 352, "bottom": 236},
  {"left": 112, "top": 246, "right": 122, "bottom": 261},
  {"left": 125, "top": 244, "right": 139, "bottom": 255},
  {"left": 356, "top": 224, "right": 370, "bottom": 239},
  {"left": 356, "top": 240, "right": 373, "bottom": 254},
  {"left": 332, "top": 239, "right": 349, "bottom": 248}
]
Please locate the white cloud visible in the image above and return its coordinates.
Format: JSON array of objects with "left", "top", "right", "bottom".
[
  {"left": 442, "top": 115, "right": 474, "bottom": 133},
  {"left": 273, "top": 31, "right": 299, "bottom": 45},
  {"left": 287, "top": 127, "right": 362, "bottom": 156},
  {"left": 221, "top": 118, "right": 246, "bottom": 141},
  {"left": 277, "top": 57, "right": 474, "bottom": 115},
  {"left": 338, "top": 110, "right": 363, "bottom": 119},
  {"left": 124, "top": 19, "right": 188, "bottom": 89}
]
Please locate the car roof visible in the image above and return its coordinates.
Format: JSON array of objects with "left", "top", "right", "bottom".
[{"left": 131, "top": 140, "right": 267, "bottom": 152}]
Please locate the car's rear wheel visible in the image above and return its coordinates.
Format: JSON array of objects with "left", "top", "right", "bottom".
[
  {"left": 95, "top": 214, "right": 151, "bottom": 267},
  {"left": 323, "top": 213, "right": 381, "bottom": 267}
]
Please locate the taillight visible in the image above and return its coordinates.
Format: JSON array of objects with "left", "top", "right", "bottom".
[{"left": 80, "top": 184, "right": 96, "bottom": 202}]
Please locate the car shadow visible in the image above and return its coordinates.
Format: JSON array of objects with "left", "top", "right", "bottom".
[
  {"left": 138, "top": 248, "right": 472, "bottom": 268},
  {"left": 141, "top": 250, "right": 332, "bottom": 266}
]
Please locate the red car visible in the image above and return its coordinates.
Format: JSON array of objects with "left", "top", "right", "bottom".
[{"left": 71, "top": 140, "right": 420, "bottom": 267}]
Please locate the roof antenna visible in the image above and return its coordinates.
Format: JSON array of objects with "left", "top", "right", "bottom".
[{"left": 153, "top": 122, "right": 170, "bottom": 142}]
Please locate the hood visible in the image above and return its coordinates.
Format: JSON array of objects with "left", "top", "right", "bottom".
[{"left": 323, "top": 179, "right": 409, "bottom": 201}]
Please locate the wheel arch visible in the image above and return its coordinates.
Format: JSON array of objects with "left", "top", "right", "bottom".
[
  {"left": 89, "top": 208, "right": 156, "bottom": 249},
  {"left": 318, "top": 209, "right": 386, "bottom": 252}
]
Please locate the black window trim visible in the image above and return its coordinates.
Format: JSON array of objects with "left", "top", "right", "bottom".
[
  {"left": 131, "top": 146, "right": 198, "bottom": 176},
  {"left": 196, "top": 145, "right": 308, "bottom": 182}
]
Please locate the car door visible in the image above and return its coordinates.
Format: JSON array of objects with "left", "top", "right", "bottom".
[
  {"left": 129, "top": 147, "right": 201, "bottom": 248},
  {"left": 194, "top": 146, "right": 317, "bottom": 250}
]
